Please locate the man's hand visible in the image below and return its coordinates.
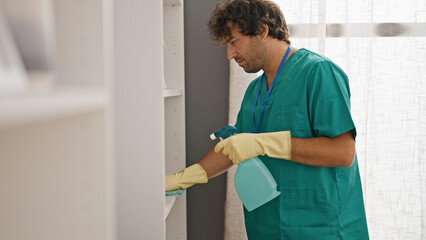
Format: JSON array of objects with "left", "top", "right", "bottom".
[
  {"left": 214, "top": 131, "right": 291, "bottom": 164},
  {"left": 165, "top": 163, "right": 208, "bottom": 191}
]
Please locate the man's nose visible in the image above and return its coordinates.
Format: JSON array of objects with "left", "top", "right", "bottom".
[{"left": 227, "top": 45, "right": 237, "bottom": 60}]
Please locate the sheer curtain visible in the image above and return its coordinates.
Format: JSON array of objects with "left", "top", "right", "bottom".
[{"left": 224, "top": 0, "right": 426, "bottom": 239}]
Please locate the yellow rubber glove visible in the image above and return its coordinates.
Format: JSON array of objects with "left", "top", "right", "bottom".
[
  {"left": 214, "top": 131, "right": 291, "bottom": 164},
  {"left": 165, "top": 163, "right": 208, "bottom": 191}
]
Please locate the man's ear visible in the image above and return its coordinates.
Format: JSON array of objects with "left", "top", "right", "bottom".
[{"left": 259, "top": 23, "right": 269, "bottom": 39}]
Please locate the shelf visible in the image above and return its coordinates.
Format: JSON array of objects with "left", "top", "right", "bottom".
[
  {"left": 163, "top": 0, "right": 182, "bottom": 7},
  {"left": 0, "top": 88, "right": 106, "bottom": 129},
  {"left": 165, "top": 195, "right": 177, "bottom": 220},
  {"left": 163, "top": 89, "right": 183, "bottom": 98}
]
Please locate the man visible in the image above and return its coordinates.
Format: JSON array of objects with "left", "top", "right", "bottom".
[{"left": 166, "top": 0, "right": 369, "bottom": 239}]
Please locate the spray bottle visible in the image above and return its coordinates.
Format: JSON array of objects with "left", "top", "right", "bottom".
[{"left": 211, "top": 126, "right": 280, "bottom": 211}]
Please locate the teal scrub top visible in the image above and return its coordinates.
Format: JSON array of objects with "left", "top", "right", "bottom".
[{"left": 234, "top": 48, "right": 369, "bottom": 239}]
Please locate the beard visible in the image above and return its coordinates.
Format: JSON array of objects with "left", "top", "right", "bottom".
[
  {"left": 238, "top": 38, "right": 266, "bottom": 73},
  {"left": 242, "top": 62, "right": 262, "bottom": 73}
]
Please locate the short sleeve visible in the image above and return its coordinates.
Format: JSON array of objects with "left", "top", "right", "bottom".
[
  {"left": 234, "top": 108, "right": 243, "bottom": 134},
  {"left": 308, "top": 61, "right": 357, "bottom": 138}
]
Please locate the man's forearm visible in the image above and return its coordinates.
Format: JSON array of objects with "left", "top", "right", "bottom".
[
  {"left": 291, "top": 131, "right": 355, "bottom": 167},
  {"left": 197, "top": 131, "right": 355, "bottom": 180},
  {"left": 198, "top": 148, "right": 234, "bottom": 179}
]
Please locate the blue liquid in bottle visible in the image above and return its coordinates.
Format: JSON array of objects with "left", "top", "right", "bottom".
[{"left": 211, "top": 126, "right": 280, "bottom": 211}]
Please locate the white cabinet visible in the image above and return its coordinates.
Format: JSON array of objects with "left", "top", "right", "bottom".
[
  {"left": 163, "top": 1, "right": 187, "bottom": 239},
  {"left": 0, "top": 0, "right": 186, "bottom": 239},
  {"left": 114, "top": 0, "right": 186, "bottom": 239},
  {"left": 0, "top": 0, "right": 114, "bottom": 239}
]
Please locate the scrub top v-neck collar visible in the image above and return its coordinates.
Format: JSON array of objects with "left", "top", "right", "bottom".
[
  {"left": 252, "top": 45, "right": 292, "bottom": 133},
  {"left": 257, "top": 47, "right": 304, "bottom": 99},
  {"left": 257, "top": 47, "right": 303, "bottom": 94}
]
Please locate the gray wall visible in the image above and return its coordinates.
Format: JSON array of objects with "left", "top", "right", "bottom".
[{"left": 184, "top": 1, "right": 229, "bottom": 240}]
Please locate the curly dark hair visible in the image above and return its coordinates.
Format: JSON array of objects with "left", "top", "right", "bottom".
[{"left": 207, "top": 0, "right": 290, "bottom": 45}]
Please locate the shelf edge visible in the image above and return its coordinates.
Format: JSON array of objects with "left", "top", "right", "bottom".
[
  {"left": 163, "top": 0, "right": 182, "bottom": 7},
  {"left": 163, "top": 89, "right": 183, "bottom": 98},
  {"left": 165, "top": 195, "right": 177, "bottom": 220},
  {"left": 0, "top": 89, "right": 106, "bottom": 129}
]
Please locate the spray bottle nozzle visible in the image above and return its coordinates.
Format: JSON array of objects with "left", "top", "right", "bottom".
[{"left": 210, "top": 126, "right": 237, "bottom": 141}]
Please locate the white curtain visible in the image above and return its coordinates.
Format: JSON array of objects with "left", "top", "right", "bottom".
[{"left": 224, "top": 0, "right": 426, "bottom": 239}]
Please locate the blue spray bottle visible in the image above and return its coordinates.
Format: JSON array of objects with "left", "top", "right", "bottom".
[{"left": 211, "top": 126, "right": 280, "bottom": 211}]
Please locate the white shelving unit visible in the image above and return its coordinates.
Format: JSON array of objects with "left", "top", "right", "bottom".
[
  {"left": 0, "top": 0, "right": 186, "bottom": 239},
  {"left": 0, "top": 0, "right": 114, "bottom": 239},
  {"left": 114, "top": 0, "right": 186, "bottom": 239},
  {"left": 163, "top": 0, "right": 187, "bottom": 238}
]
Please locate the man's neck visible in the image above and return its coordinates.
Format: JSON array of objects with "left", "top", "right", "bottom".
[{"left": 263, "top": 41, "right": 296, "bottom": 89}]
